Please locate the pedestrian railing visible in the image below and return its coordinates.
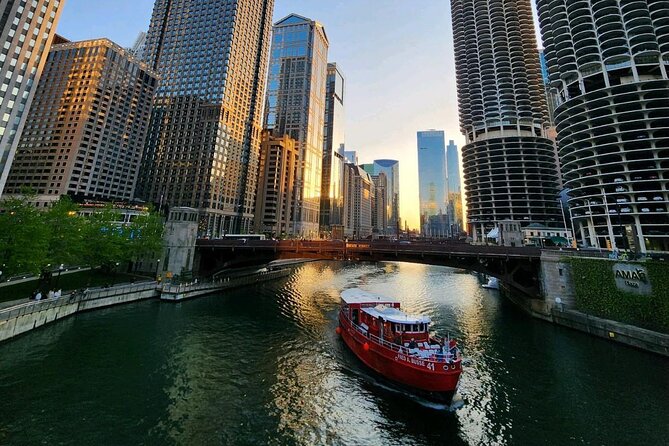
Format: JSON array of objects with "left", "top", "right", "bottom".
[{"left": 0, "top": 281, "right": 157, "bottom": 322}]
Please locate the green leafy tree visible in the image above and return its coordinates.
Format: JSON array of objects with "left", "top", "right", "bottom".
[
  {"left": 82, "top": 205, "right": 129, "bottom": 270},
  {"left": 127, "top": 210, "right": 164, "bottom": 261},
  {"left": 44, "top": 196, "right": 87, "bottom": 267},
  {"left": 0, "top": 194, "right": 50, "bottom": 275}
]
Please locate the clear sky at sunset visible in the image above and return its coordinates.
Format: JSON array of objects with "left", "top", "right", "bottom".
[{"left": 56, "top": 1, "right": 542, "bottom": 229}]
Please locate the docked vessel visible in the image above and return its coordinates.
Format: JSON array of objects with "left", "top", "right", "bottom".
[
  {"left": 482, "top": 277, "right": 499, "bottom": 290},
  {"left": 337, "top": 288, "right": 462, "bottom": 404}
]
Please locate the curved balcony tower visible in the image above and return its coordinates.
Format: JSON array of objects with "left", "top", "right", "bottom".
[
  {"left": 537, "top": 0, "right": 669, "bottom": 253},
  {"left": 451, "top": 0, "right": 562, "bottom": 241}
]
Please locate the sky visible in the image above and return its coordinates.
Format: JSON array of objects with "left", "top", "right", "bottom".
[{"left": 56, "top": 0, "right": 543, "bottom": 229}]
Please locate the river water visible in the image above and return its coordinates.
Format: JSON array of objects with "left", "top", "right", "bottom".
[{"left": 1, "top": 261, "right": 667, "bottom": 445}]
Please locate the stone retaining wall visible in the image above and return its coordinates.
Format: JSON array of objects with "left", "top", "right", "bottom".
[
  {"left": 0, "top": 282, "right": 158, "bottom": 343},
  {"left": 551, "top": 308, "right": 669, "bottom": 357}
]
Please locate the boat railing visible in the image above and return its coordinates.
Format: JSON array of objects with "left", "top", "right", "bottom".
[
  {"left": 341, "top": 310, "right": 461, "bottom": 362},
  {"left": 342, "top": 311, "right": 426, "bottom": 356}
]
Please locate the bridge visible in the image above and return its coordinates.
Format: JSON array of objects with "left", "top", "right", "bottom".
[{"left": 194, "top": 239, "right": 547, "bottom": 298}]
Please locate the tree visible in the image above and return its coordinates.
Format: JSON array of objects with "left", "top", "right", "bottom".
[
  {"left": 0, "top": 195, "right": 50, "bottom": 275},
  {"left": 44, "top": 196, "right": 86, "bottom": 267},
  {"left": 81, "top": 205, "right": 129, "bottom": 270},
  {"left": 127, "top": 209, "right": 164, "bottom": 261}
]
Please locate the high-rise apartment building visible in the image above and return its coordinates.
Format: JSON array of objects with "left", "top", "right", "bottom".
[
  {"left": 417, "top": 130, "right": 447, "bottom": 233},
  {"left": 447, "top": 139, "right": 463, "bottom": 234},
  {"left": 367, "top": 159, "right": 400, "bottom": 234},
  {"left": 3, "top": 39, "right": 158, "bottom": 204},
  {"left": 137, "top": 0, "right": 274, "bottom": 236},
  {"left": 451, "top": 0, "right": 562, "bottom": 241},
  {"left": 371, "top": 172, "right": 387, "bottom": 235},
  {"left": 265, "top": 14, "right": 329, "bottom": 238},
  {"left": 0, "top": 0, "right": 65, "bottom": 197},
  {"left": 343, "top": 162, "right": 373, "bottom": 239},
  {"left": 537, "top": 1, "right": 669, "bottom": 253},
  {"left": 320, "top": 62, "right": 345, "bottom": 234},
  {"left": 254, "top": 131, "right": 297, "bottom": 236}
]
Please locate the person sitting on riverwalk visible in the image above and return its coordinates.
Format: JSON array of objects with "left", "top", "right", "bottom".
[
  {"left": 35, "top": 291, "right": 42, "bottom": 301},
  {"left": 47, "top": 290, "right": 54, "bottom": 299}
]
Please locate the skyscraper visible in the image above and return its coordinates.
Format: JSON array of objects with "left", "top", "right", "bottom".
[
  {"left": 417, "top": 130, "right": 447, "bottom": 233},
  {"left": 137, "top": 0, "right": 274, "bottom": 235},
  {"left": 265, "top": 14, "right": 329, "bottom": 238},
  {"left": 446, "top": 140, "right": 460, "bottom": 195},
  {"left": 366, "top": 159, "right": 400, "bottom": 234},
  {"left": 451, "top": 0, "right": 562, "bottom": 241},
  {"left": 447, "top": 139, "right": 463, "bottom": 233},
  {"left": 343, "top": 163, "right": 373, "bottom": 239},
  {"left": 320, "top": 62, "right": 345, "bottom": 234},
  {"left": 0, "top": 0, "right": 65, "bottom": 197},
  {"left": 3, "top": 39, "right": 158, "bottom": 204},
  {"left": 254, "top": 131, "right": 297, "bottom": 237},
  {"left": 537, "top": 1, "right": 669, "bottom": 253},
  {"left": 128, "top": 31, "right": 147, "bottom": 62},
  {"left": 371, "top": 172, "right": 387, "bottom": 235}
]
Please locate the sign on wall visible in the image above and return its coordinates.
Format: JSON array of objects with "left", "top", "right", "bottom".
[{"left": 613, "top": 263, "right": 652, "bottom": 295}]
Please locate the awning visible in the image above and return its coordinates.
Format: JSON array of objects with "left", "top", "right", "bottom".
[
  {"left": 486, "top": 227, "right": 499, "bottom": 239},
  {"left": 550, "top": 236, "right": 568, "bottom": 245}
]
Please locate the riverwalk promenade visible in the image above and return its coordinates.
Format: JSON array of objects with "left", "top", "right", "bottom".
[{"left": 0, "top": 267, "right": 293, "bottom": 343}]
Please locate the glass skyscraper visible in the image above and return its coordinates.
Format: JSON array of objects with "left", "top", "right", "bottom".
[
  {"left": 137, "top": 0, "right": 274, "bottom": 235},
  {"left": 265, "top": 14, "right": 329, "bottom": 238},
  {"left": 417, "top": 130, "right": 447, "bottom": 231},
  {"left": 0, "top": 0, "right": 65, "bottom": 197},
  {"left": 320, "top": 62, "right": 345, "bottom": 234}
]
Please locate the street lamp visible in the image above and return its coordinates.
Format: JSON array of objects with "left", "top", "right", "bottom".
[
  {"left": 56, "top": 264, "right": 64, "bottom": 288},
  {"left": 112, "top": 262, "right": 119, "bottom": 286},
  {"left": 156, "top": 259, "right": 161, "bottom": 281}
]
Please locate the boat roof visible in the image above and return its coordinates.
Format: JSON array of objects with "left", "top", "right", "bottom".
[
  {"left": 362, "top": 305, "right": 431, "bottom": 325},
  {"left": 341, "top": 288, "right": 398, "bottom": 305},
  {"left": 341, "top": 288, "right": 430, "bottom": 324}
]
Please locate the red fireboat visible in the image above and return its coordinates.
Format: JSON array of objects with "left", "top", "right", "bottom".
[{"left": 337, "top": 288, "right": 462, "bottom": 404}]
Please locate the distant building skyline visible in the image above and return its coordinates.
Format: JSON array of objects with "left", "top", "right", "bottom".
[
  {"left": 366, "top": 159, "right": 400, "bottom": 234},
  {"left": 54, "top": 0, "right": 468, "bottom": 229}
]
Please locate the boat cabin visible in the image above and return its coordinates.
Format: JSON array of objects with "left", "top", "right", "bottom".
[{"left": 340, "top": 288, "right": 431, "bottom": 345}]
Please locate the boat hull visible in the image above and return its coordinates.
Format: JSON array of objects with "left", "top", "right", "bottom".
[{"left": 338, "top": 312, "right": 461, "bottom": 404}]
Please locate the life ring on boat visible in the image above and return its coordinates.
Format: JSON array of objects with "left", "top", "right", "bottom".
[
  {"left": 451, "top": 364, "right": 456, "bottom": 370},
  {"left": 443, "top": 365, "right": 449, "bottom": 370},
  {"left": 335, "top": 326, "right": 342, "bottom": 335}
]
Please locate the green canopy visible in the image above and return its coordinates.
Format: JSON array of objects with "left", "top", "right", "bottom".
[{"left": 550, "top": 236, "right": 568, "bottom": 245}]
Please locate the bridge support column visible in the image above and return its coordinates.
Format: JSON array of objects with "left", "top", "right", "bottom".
[
  {"left": 539, "top": 250, "right": 576, "bottom": 310},
  {"left": 162, "top": 207, "right": 199, "bottom": 280}
]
